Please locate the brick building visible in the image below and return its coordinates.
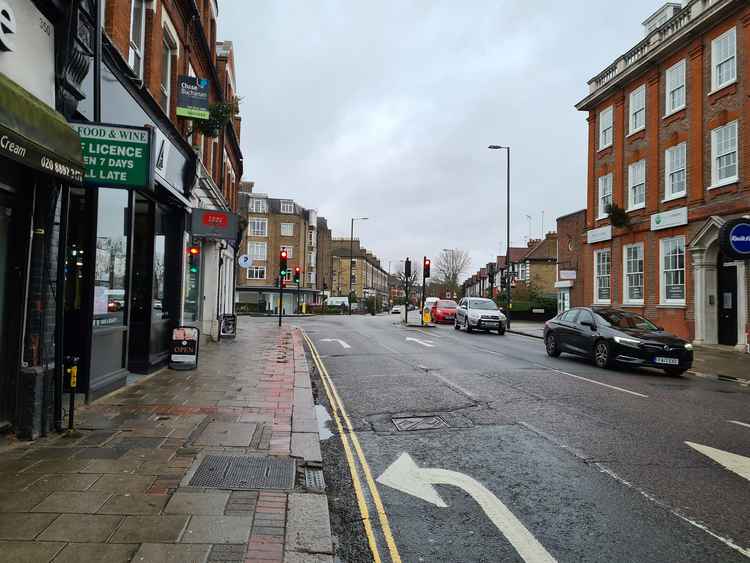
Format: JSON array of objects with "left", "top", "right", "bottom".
[
  {"left": 516, "top": 233, "right": 559, "bottom": 296},
  {"left": 237, "top": 194, "right": 328, "bottom": 313},
  {"left": 555, "top": 209, "right": 587, "bottom": 312},
  {"left": 330, "top": 239, "right": 390, "bottom": 309},
  {"left": 576, "top": 0, "right": 750, "bottom": 350}
]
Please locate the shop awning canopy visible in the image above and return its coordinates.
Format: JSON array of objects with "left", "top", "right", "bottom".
[{"left": 0, "top": 72, "right": 84, "bottom": 184}]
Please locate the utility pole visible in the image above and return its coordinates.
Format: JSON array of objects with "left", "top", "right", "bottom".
[{"left": 278, "top": 276, "right": 283, "bottom": 327}]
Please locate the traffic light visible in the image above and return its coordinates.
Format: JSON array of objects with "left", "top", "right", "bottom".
[
  {"left": 404, "top": 258, "right": 411, "bottom": 277},
  {"left": 279, "top": 249, "right": 288, "bottom": 277},
  {"left": 423, "top": 257, "right": 431, "bottom": 279},
  {"left": 188, "top": 244, "right": 200, "bottom": 274},
  {"left": 293, "top": 266, "right": 301, "bottom": 284}
]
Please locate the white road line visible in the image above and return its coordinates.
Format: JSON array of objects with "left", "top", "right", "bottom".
[
  {"left": 729, "top": 420, "right": 750, "bottom": 429},
  {"left": 320, "top": 338, "right": 351, "bottom": 349},
  {"left": 548, "top": 368, "right": 649, "bottom": 398},
  {"left": 685, "top": 442, "right": 750, "bottom": 483},
  {"left": 433, "top": 373, "right": 477, "bottom": 400},
  {"left": 380, "top": 342, "right": 401, "bottom": 355},
  {"left": 413, "top": 328, "right": 442, "bottom": 339},
  {"left": 405, "top": 337, "right": 435, "bottom": 348},
  {"left": 378, "top": 453, "right": 557, "bottom": 563}
]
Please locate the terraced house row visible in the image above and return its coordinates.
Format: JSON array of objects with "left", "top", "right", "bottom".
[{"left": 576, "top": 0, "right": 750, "bottom": 351}]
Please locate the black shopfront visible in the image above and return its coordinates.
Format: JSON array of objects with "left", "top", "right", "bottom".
[{"left": 63, "top": 12, "right": 195, "bottom": 400}]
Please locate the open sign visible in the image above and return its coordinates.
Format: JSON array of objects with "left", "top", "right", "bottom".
[{"left": 169, "top": 326, "right": 200, "bottom": 370}]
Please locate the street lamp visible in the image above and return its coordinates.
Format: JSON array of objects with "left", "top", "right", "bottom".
[
  {"left": 349, "top": 216, "right": 368, "bottom": 315},
  {"left": 488, "top": 144, "right": 511, "bottom": 328}
]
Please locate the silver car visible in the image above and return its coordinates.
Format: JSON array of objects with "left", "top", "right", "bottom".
[{"left": 455, "top": 297, "right": 507, "bottom": 335}]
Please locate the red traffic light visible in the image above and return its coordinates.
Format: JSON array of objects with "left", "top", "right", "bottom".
[
  {"left": 188, "top": 245, "right": 200, "bottom": 256},
  {"left": 424, "top": 259, "right": 430, "bottom": 266},
  {"left": 280, "top": 250, "right": 288, "bottom": 259},
  {"left": 294, "top": 266, "right": 301, "bottom": 274}
]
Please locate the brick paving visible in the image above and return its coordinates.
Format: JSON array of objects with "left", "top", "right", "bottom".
[{"left": 0, "top": 320, "right": 333, "bottom": 563}]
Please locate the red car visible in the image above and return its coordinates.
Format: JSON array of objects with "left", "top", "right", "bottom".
[{"left": 431, "top": 299, "right": 458, "bottom": 323}]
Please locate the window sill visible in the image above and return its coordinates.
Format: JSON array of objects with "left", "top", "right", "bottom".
[
  {"left": 626, "top": 204, "right": 646, "bottom": 213},
  {"left": 594, "top": 300, "right": 611, "bottom": 306},
  {"left": 663, "top": 106, "right": 686, "bottom": 120},
  {"left": 708, "top": 79, "right": 737, "bottom": 99},
  {"left": 657, "top": 304, "right": 686, "bottom": 309},
  {"left": 597, "top": 143, "right": 613, "bottom": 154},
  {"left": 621, "top": 303, "right": 644, "bottom": 308},
  {"left": 662, "top": 192, "right": 686, "bottom": 203},
  {"left": 707, "top": 177, "right": 738, "bottom": 191},
  {"left": 627, "top": 126, "right": 645, "bottom": 139}
]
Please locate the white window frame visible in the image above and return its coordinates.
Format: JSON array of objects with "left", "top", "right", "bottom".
[
  {"left": 128, "top": 0, "right": 146, "bottom": 78},
  {"left": 249, "top": 218, "right": 267, "bottom": 237},
  {"left": 280, "top": 201, "right": 295, "bottom": 214},
  {"left": 711, "top": 27, "right": 736, "bottom": 92},
  {"left": 627, "top": 160, "right": 646, "bottom": 211},
  {"left": 280, "top": 223, "right": 294, "bottom": 237},
  {"left": 594, "top": 249, "right": 611, "bottom": 305},
  {"left": 664, "top": 142, "right": 687, "bottom": 201},
  {"left": 597, "top": 173, "right": 613, "bottom": 220},
  {"left": 665, "top": 59, "right": 686, "bottom": 116},
  {"left": 622, "top": 243, "right": 644, "bottom": 305},
  {"left": 280, "top": 245, "right": 293, "bottom": 259},
  {"left": 159, "top": 29, "right": 176, "bottom": 114},
  {"left": 307, "top": 271, "right": 315, "bottom": 284},
  {"left": 660, "top": 236, "right": 686, "bottom": 306},
  {"left": 247, "top": 266, "right": 266, "bottom": 280},
  {"left": 710, "top": 120, "right": 739, "bottom": 189},
  {"left": 628, "top": 85, "right": 646, "bottom": 135},
  {"left": 248, "top": 242, "right": 267, "bottom": 262},
  {"left": 249, "top": 198, "right": 267, "bottom": 213},
  {"left": 598, "top": 106, "right": 613, "bottom": 150}
]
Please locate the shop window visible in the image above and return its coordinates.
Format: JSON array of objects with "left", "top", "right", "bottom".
[
  {"left": 93, "top": 189, "right": 129, "bottom": 328},
  {"left": 594, "top": 248, "right": 611, "bottom": 304},
  {"left": 623, "top": 244, "right": 644, "bottom": 305},
  {"left": 129, "top": 0, "right": 145, "bottom": 77},
  {"left": 152, "top": 206, "right": 169, "bottom": 320},
  {"left": 660, "top": 236, "right": 685, "bottom": 305}
]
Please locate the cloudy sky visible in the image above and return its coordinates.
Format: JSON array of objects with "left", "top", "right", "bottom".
[{"left": 219, "top": 0, "right": 663, "bottom": 276}]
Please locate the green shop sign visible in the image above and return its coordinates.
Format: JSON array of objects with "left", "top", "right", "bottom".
[{"left": 71, "top": 123, "right": 152, "bottom": 189}]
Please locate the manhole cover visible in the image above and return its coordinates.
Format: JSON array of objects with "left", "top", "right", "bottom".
[
  {"left": 392, "top": 416, "right": 448, "bottom": 432},
  {"left": 304, "top": 467, "right": 326, "bottom": 491},
  {"left": 189, "top": 455, "right": 295, "bottom": 490}
]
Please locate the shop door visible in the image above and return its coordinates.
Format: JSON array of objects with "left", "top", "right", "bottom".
[
  {"left": 0, "top": 194, "right": 20, "bottom": 426},
  {"left": 717, "top": 257, "right": 738, "bottom": 346}
]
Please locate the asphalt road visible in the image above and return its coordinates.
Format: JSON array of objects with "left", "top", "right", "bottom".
[{"left": 297, "top": 313, "right": 750, "bottom": 563}]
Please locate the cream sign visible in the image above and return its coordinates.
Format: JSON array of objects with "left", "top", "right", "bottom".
[{"left": 0, "top": 0, "right": 55, "bottom": 107}]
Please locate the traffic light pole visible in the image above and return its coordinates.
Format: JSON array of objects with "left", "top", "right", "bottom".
[
  {"left": 421, "top": 256, "right": 426, "bottom": 326},
  {"left": 297, "top": 282, "right": 301, "bottom": 314},
  {"left": 278, "top": 276, "right": 283, "bottom": 327}
]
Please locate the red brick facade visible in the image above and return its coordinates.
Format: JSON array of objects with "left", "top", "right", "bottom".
[{"left": 577, "top": 1, "right": 750, "bottom": 347}]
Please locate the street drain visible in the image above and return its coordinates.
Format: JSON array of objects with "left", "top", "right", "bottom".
[
  {"left": 304, "top": 467, "right": 326, "bottom": 491},
  {"left": 189, "top": 455, "right": 295, "bottom": 490},
  {"left": 392, "top": 416, "right": 448, "bottom": 432}
]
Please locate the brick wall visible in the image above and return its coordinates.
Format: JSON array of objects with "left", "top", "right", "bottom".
[{"left": 556, "top": 210, "right": 586, "bottom": 307}]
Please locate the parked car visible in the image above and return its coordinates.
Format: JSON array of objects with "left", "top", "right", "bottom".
[
  {"left": 431, "top": 299, "right": 458, "bottom": 323},
  {"left": 391, "top": 305, "right": 403, "bottom": 314},
  {"left": 455, "top": 297, "right": 506, "bottom": 334},
  {"left": 543, "top": 307, "right": 693, "bottom": 376}
]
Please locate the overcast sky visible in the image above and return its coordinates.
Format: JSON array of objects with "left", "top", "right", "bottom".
[{"left": 219, "top": 0, "right": 663, "bottom": 276}]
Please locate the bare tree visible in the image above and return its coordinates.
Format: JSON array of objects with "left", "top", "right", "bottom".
[{"left": 435, "top": 249, "right": 471, "bottom": 292}]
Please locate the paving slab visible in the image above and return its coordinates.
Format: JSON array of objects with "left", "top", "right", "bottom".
[
  {"left": 90, "top": 474, "right": 155, "bottom": 493},
  {"left": 20, "top": 459, "right": 92, "bottom": 474},
  {"left": 290, "top": 433, "right": 322, "bottom": 464},
  {"left": 80, "top": 458, "right": 144, "bottom": 474},
  {"left": 109, "top": 514, "right": 189, "bottom": 543},
  {"left": 0, "top": 489, "right": 52, "bottom": 512},
  {"left": 32, "top": 491, "right": 112, "bottom": 514},
  {"left": 193, "top": 422, "right": 257, "bottom": 447},
  {"left": 31, "top": 474, "right": 101, "bottom": 492},
  {"left": 0, "top": 540, "right": 65, "bottom": 563},
  {"left": 291, "top": 417, "right": 319, "bottom": 433},
  {"left": 131, "top": 542, "right": 212, "bottom": 563},
  {"left": 37, "top": 514, "right": 122, "bottom": 542},
  {"left": 0, "top": 473, "right": 42, "bottom": 491},
  {"left": 284, "top": 552, "right": 334, "bottom": 563},
  {"left": 285, "top": 493, "right": 333, "bottom": 555},
  {"left": 181, "top": 515, "right": 253, "bottom": 544},
  {"left": 51, "top": 542, "right": 138, "bottom": 563},
  {"left": 164, "top": 491, "right": 231, "bottom": 515},
  {"left": 0, "top": 513, "right": 59, "bottom": 540},
  {"left": 98, "top": 493, "right": 169, "bottom": 515}
]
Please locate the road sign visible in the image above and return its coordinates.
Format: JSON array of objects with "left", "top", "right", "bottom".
[{"left": 238, "top": 254, "right": 251, "bottom": 268}]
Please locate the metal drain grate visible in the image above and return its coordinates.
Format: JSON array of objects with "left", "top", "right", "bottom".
[
  {"left": 304, "top": 467, "right": 326, "bottom": 492},
  {"left": 392, "top": 416, "right": 448, "bottom": 432},
  {"left": 189, "top": 455, "right": 296, "bottom": 490}
]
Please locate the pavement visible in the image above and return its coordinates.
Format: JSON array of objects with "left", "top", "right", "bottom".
[
  {"left": 0, "top": 320, "right": 333, "bottom": 563},
  {"left": 300, "top": 314, "right": 750, "bottom": 562},
  {"left": 508, "top": 319, "right": 750, "bottom": 384}
]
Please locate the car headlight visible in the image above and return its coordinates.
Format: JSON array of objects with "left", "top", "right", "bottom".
[
  {"left": 684, "top": 343, "right": 693, "bottom": 351},
  {"left": 468, "top": 312, "right": 481, "bottom": 320},
  {"left": 497, "top": 312, "right": 507, "bottom": 321},
  {"left": 614, "top": 336, "right": 642, "bottom": 349}
]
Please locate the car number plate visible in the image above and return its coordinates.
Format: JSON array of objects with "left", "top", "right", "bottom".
[{"left": 654, "top": 357, "right": 679, "bottom": 365}]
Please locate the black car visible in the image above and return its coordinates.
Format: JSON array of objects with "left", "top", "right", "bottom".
[{"left": 543, "top": 307, "right": 693, "bottom": 376}]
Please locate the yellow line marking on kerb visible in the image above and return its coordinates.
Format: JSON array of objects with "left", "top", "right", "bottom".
[{"left": 304, "top": 333, "right": 402, "bottom": 563}]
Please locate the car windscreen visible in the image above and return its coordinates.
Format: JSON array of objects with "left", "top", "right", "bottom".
[
  {"left": 595, "top": 310, "right": 658, "bottom": 331},
  {"left": 437, "top": 300, "right": 457, "bottom": 308},
  {"left": 468, "top": 299, "right": 497, "bottom": 310}
]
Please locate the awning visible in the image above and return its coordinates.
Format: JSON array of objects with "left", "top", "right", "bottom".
[{"left": 0, "top": 72, "right": 84, "bottom": 184}]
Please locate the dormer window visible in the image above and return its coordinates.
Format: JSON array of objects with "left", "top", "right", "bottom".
[{"left": 280, "top": 201, "right": 295, "bottom": 214}]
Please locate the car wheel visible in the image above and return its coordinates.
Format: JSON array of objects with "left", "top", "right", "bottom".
[
  {"left": 664, "top": 367, "right": 687, "bottom": 377},
  {"left": 594, "top": 340, "right": 612, "bottom": 369},
  {"left": 545, "top": 333, "right": 560, "bottom": 357},
  {"left": 465, "top": 318, "right": 473, "bottom": 333},
  {"left": 454, "top": 318, "right": 460, "bottom": 330},
  {"left": 497, "top": 327, "right": 505, "bottom": 335}
]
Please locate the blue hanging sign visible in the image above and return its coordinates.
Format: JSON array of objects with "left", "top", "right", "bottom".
[{"left": 720, "top": 218, "right": 750, "bottom": 259}]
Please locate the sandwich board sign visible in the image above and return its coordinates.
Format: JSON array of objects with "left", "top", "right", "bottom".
[{"left": 169, "top": 326, "right": 199, "bottom": 370}]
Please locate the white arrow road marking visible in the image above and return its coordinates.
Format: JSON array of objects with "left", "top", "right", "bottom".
[
  {"left": 377, "top": 453, "right": 556, "bottom": 563},
  {"left": 729, "top": 420, "right": 750, "bottom": 430},
  {"left": 686, "top": 442, "right": 750, "bottom": 483},
  {"left": 320, "top": 338, "right": 351, "bottom": 349},
  {"left": 405, "top": 337, "right": 435, "bottom": 348}
]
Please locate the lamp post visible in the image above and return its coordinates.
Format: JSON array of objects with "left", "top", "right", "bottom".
[
  {"left": 488, "top": 145, "right": 511, "bottom": 328},
  {"left": 349, "top": 217, "right": 368, "bottom": 315}
]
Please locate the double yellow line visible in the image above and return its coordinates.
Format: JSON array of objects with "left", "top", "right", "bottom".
[{"left": 303, "top": 333, "right": 402, "bottom": 563}]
